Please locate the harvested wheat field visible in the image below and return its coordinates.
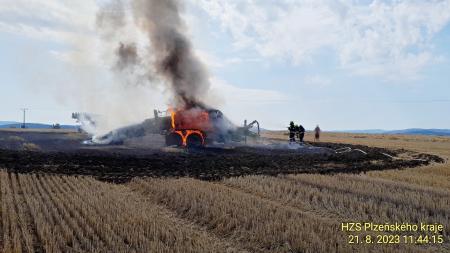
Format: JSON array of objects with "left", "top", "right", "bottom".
[{"left": 0, "top": 132, "right": 449, "bottom": 253}]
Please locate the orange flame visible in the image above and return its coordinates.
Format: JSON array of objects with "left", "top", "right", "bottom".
[
  {"left": 169, "top": 108, "right": 206, "bottom": 146},
  {"left": 169, "top": 108, "right": 176, "bottom": 129},
  {"left": 175, "top": 130, "right": 205, "bottom": 146}
]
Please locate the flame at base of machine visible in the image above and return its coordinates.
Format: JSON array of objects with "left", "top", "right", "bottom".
[
  {"left": 168, "top": 107, "right": 210, "bottom": 147},
  {"left": 174, "top": 130, "right": 205, "bottom": 146}
]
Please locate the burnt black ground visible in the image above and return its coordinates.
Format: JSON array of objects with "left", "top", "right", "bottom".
[{"left": 0, "top": 130, "right": 443, "bottom": 183}]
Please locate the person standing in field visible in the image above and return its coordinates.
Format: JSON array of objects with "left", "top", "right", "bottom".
[
  {"left": 314, "top": 125, "right": 321, "bottom": 141},
  {"left": 299, "top": 125, "right": 305, "bottom": 143},
  {"left": 288, "top": 121, "right": 296, "bottom": 143}
]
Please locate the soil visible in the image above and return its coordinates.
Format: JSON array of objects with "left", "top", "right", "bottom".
[{"left": 0, "top": 130, "right": 443, "bottom": 183}]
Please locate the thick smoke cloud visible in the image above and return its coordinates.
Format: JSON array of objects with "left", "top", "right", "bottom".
[
  {"left": 132, "top": 0, "right": 210, "bottom": 109},
  {"left": 98, "top": 0, "right": 211, "bottom": 109},
  {"left": 115, "top": 42, "right": 140, "bottom": 71}
]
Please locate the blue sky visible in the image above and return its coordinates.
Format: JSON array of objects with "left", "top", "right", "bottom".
[{"left": 1, "top": 0, "right": 450, "bottom": 131}]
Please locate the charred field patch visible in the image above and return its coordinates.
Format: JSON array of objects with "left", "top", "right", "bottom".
[{"left": 0, "top": 140, "right": 443, "bottom": 183}]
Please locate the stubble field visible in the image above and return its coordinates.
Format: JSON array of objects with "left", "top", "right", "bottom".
[{"left": 0, "top": 131, "right": 449, "bottom": 252}]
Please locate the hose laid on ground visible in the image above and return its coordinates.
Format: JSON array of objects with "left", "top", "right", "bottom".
[
  {"left": 380, "top": 152, "right": 428, "bottom": 162},
  {"left": 334, "top": 147, "right": 367, "bottom": 155},
  {"left": 295, "top": 143, "right": 368, "bottom": 155},
  {"left": 334, "top": 147, "right": 429, "bottom": 162},
  {"left": 380, "top": 152, "right": 395, "bottom": 159},
  {"left": 333, "top": 147, "right": 429, "bottom": 163},
  {"left": 295, "top": 141, "right": 430, "bottom": 163}
]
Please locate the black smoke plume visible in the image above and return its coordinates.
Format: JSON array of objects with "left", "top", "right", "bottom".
[{"left": 98, "top": 0, "right": 211, "bottom": 109}]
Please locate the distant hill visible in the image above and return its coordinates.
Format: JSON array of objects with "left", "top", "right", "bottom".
[
  {"left": 0, "top": 121, "right": 19, "bottom": 126},
  {"left": 0, "top": 122, "right": 78, "bottom": 130},
  {"left": 334, "top": 129, "right": 450, "bottom": 136},
  {"left": 332, "top": 129, "right": 386, "bottom": 134},
  {"left": 384, "top": 129, "right": 450, "bottom": 136}
]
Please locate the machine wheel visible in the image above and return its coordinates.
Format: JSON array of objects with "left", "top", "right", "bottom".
[
  {"left": 165, "top": 132, "right": 183, "bottom": 146},
  {"left": 186, "top": 133, "right": 203, "bottom": 148}
]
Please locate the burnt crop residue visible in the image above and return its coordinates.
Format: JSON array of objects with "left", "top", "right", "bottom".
[{"left": 0, "top": 143, "right": 443, "bottom": 183}]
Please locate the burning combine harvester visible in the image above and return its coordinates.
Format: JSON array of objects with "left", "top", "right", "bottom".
[
  {"left": 157, "top": 108, "right": 260, "bottom": 147},
  {"left": 75, "top": 108, "right": 260, "bottom": 147}
]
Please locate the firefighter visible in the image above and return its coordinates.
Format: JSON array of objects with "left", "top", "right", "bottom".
[
  {"left": 299, "top": 124, "right": 305, "bottom": 143},
  {"left": 314, "top": 125, "right": 321, "bottom": 141},
  {"left": 288, "top": 121, "right": 296, "bottom": 143}
]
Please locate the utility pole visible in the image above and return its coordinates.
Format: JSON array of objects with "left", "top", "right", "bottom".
[
  {"left": 20, "top": 108, "right": 28, "bottom": 129},
  {"left": 244, "top": 119, "right": 247, "bottom": 144}
]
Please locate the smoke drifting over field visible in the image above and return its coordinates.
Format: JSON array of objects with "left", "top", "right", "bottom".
[
  {"left": 99, "top": 0, "right": 211, "bottom": 109},
  {"left": 115, "top": 42, "right": 140, "bottom": 71}
]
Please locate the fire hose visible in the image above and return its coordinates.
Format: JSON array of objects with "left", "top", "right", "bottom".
[
  {"left": 299, "top": 143, "right": 368, "bottom": 155},
  {"left": 380, "top": 152, "right": 428, "bottom": 162},
  {"left": 334, "top": 147, "right": 367, "bottom": 155},
  {"left": 288, "top": 137, "right": 433, "bottom": 163},
  {"left": 332, "top": 146, "right": 429, "bottom": 162}
]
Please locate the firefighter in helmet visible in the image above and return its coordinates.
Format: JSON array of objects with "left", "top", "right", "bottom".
[
  {"left": 298, "top": 124, "right": 305, "bottom": 143},
  {"left": 288, "top": 121, "right": 296, "bottom": 143},
  {"left": 294, "top": 124, "right": 300, "bottom": 141}
]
